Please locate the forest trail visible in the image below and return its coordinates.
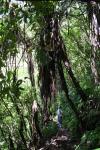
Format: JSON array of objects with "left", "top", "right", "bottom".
[{"left": 39, "top": 128, "right": 75, "bottom": 150}]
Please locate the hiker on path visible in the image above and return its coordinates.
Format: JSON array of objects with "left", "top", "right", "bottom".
[{"left": 57, "top": 106, "right": 62, "bottom": 129}]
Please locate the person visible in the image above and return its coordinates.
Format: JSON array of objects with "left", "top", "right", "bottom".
[{"left": 57, "top": 106, "right": 62, "bottom": 129}]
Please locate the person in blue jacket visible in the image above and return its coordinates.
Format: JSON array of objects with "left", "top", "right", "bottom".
[{"left": 57, "top": 106, "right": 62, "bottom": 129}]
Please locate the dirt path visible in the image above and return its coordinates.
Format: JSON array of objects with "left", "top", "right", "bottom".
[{"left": 39, "top": 128, "right": 74, "bottom": 150}]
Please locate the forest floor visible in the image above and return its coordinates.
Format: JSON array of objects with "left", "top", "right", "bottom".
[{"left": 39, "top": 128, "right": 76, "bottom": 150}]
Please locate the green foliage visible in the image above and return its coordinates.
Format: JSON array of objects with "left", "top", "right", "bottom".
[
  {"left": 75, "top": 128, "right": 100, "bottom": 150},
  {"left": 0, "top": 0, "right": 100, "bottom": 149},
  {"left": 32, "top": 1, "right": 57, "bottom": 16},
  {"left": 42, "top": 122, "right": 58, "bottom": 139}
]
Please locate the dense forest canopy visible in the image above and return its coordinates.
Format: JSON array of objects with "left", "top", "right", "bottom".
[{"left": 0, "top": 0, "right": 100, "bottom": 150}]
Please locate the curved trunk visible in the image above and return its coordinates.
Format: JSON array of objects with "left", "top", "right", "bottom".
[
  {"left": 57, "top": 60, "right": 84, "bottom": 132},
  {"left": 58, "top": 39, "right": 88, "bottom": 102}
]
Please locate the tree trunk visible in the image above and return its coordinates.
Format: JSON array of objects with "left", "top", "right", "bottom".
[
  {"left": 57, "top": 60, "right": 84, "bottom": 132},
  {"left": 19, "top": 117, "right": 28, "bottom": 150},
  {"left": 58, "top": 40, "right": 88, "bottom": 102},
  {"left": 34, "top": 111, "right": 43, "bottom": 138},
  {"left": 27, "top": 52, "right": 34, "bottom": 87},
  {"left": 87, "top": 1, "right": 100, "bottom": 84},
  {"left": 32, "top": 101, "right": 43, "bottom": 138},
  {"left": 45, "top": 13, "right": 88, "bottom": 102}
]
